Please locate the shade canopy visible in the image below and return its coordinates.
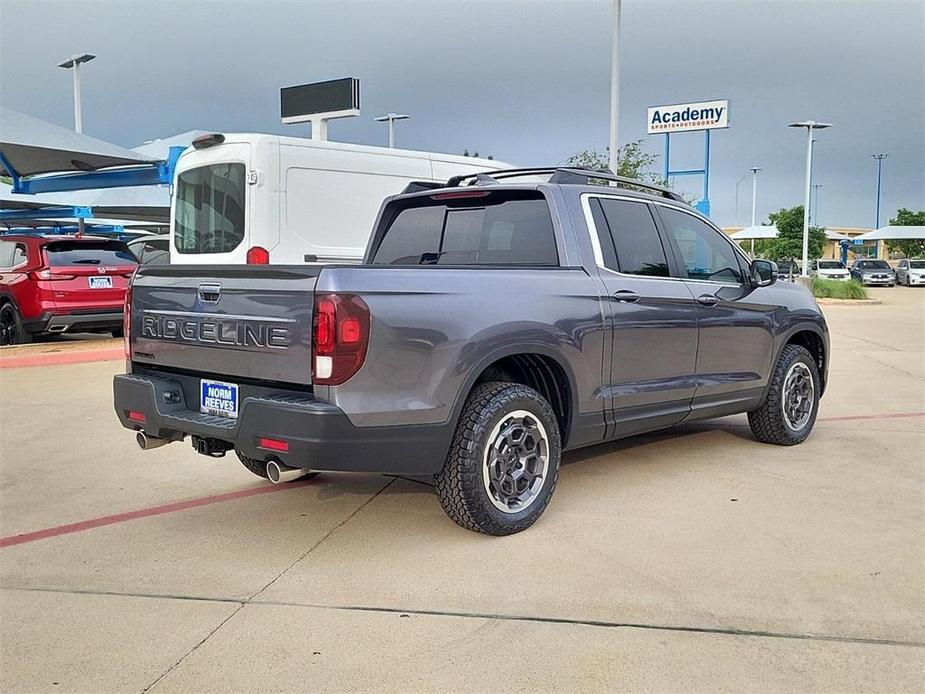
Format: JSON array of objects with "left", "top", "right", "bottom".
[
  {"left": 824, "top": 230, "right": 852, "bottom": 241},
  {"left": 1, "top": 183, "right": 169, "bottom": 224},
  {"left": 729, "top": 225, "right": 778, "bottom": 240},
  {"left": 855, "top": 225, "right": 925, "bottom": 241},
  {"left": 0, "top": 107, "right": 156, "bottom": 178}
]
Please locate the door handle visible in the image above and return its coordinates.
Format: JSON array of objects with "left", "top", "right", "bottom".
[
  {"left": 613, "top": 289, "right": 640, "bottom": 303},
  {"left": 696, "top": 294, "right": 719, "bottom": 307}
]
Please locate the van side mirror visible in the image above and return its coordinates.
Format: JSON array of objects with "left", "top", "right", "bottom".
[{"left": 751, "top": 259, "right": 777, "bottom": 287}]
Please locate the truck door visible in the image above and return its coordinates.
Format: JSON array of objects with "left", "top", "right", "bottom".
[
  {"left": 654, "top": 205, "right": 776, "bottom": 418},
  {"left": 585, "top": 195, "right": 699, "bottom": 438}
]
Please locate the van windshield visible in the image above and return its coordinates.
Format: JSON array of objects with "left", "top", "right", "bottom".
[{"left": 174, "top": 163, "right": 246, "bottom": 254}]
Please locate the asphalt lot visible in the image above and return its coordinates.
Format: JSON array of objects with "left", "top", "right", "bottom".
[{"left": 1, "top": 287, "right": 923, "bottom": 692}]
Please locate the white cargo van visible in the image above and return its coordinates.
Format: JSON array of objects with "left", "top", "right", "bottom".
[{"left": 170, "top": 133, "right": 507, "bottom": 264}]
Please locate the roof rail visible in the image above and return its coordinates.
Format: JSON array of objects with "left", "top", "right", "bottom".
[{"left": 444, "top": 167, "right": 686, "bottom": 203}]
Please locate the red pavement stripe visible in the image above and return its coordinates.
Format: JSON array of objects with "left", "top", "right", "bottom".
[
  {"left": 0, "top": 480, "right": 314, "bottom": 549},
  {"left": 1, "top": 410, "right": 922, "bottom": 550},
  {"left": 818, "top": 412, "right": 924, "bottom": 423},
  {"left": 0, "top": 348, "right": 123, "bottom": 369}
]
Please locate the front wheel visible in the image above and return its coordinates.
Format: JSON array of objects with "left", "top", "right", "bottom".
[
  {"left": 435, "top": 382, "right": 561, "bottom": 535},
  {"left": 748, "top": 344, "right": 820, "bottom": 445}
]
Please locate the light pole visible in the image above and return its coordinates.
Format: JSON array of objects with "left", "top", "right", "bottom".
[
  {"left": 749, "top": 166, "right": 762, "bottom": 257},
  {"left": 872, "top": 154, "right": 888, "bottom": 228},
  {"left": 374, "top": 113, "right": 411, "bottom": 148},
  {"left": 609, "top": 0, "right": 622, "bottom": 174},
  {"left": 788, "top": 121, "right": 832, "bottom": 276},
  {"left": 58, "top": 53, "right": 95, "bottom": 133}
]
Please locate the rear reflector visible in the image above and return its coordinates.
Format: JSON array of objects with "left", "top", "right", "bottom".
[
  {"left": 258, "top": 437, "right": 289, "bottom": 453},
  {"left": 127, "top": 410, "right": 145, "bottom": 423},
  {"left": 246, "top": 246, "right": 270, "bottom": 264}
]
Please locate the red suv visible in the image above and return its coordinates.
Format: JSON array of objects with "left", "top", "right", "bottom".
[{"left": 0, "top": 235, "right": 137, "bottom": 345}]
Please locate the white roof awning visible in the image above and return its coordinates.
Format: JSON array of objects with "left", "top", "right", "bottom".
[
  {"left": 729, "top": 225, "right": 778, "bottom": 240},
  {"left": 855, "top": 225, "right": 925, "bottom": 241}
]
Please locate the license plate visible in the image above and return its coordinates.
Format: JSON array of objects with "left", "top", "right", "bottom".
[
  {"left": 200, "top": 379, "right": 239, "bottom": 419},
  {"left": 88, "top": 276, "right": 113, "bottom": 289}
]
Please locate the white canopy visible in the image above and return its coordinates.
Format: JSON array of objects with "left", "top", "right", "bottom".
[
  {"left": 855, "top": 225, "right": 925, "bottom": 241},
  {"left": 729, "top": 225, "right": 778, "bottom": 240},
  {"left": 825, "top": 230, "right": 852, "bottom": 241}
]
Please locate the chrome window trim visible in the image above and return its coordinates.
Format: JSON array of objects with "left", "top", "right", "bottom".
[{"left": 579, "top": 192, "right": 748, "bottom": 286}]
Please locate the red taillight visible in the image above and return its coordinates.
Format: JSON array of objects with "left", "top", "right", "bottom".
[
  {"left": 257, "top": 437, "right": 289, "bottom": 453},
  {"left": 29, "top": 270, "right": 76, "bottom": 281},
  {"left": 127, "top": 410, "right": 145, "bottom": 423},
  {"left": 312, "top": 293, "right": 370, "bottom": 385},
  {"left": 246, "top": 246, "right": 270, "bottom": 264}
]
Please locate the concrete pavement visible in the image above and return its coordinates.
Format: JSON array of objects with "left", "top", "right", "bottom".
[{"left": 1, "top": 287, "right": 923, "bottom": 692}]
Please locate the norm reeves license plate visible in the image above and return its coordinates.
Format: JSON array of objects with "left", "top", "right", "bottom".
[
  {"left": 88, "top": 276, "right": 113, "bottom": 289},
  {"left": 200, "top": 379, "right": 239, "bottom": 419}
]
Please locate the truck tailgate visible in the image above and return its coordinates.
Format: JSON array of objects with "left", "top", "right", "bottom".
[{"left": 129, "top": 265, "right": 318, "bottom": 386}]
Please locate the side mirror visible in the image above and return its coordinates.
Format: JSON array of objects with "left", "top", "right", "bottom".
[{"left": 751, "top": 259, "right": 777, "bottom": 287}]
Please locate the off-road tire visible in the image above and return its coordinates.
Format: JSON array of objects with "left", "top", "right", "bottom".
[
  {"left": 748, "top": 344, "right": 820, "bottom": 445},
  {"left": 435, "top": 381, "right": 561, "bottom": 535},
  {"left": 0, "top": 303, "right": 32, "bottom": 345}
]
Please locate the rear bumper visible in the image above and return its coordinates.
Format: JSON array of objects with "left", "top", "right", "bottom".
[
  {"left": 26, "top": 310, "right": 123, "bottom": 334},
  {"left": 113, "top": 373, "right": 451, "bottom": 475}
]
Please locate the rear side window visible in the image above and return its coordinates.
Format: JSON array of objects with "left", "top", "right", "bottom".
[
  {"left": 372, "top": 192, "right": 558, "bottom": 266},
  {"left": 0, "top": 241, "right": 16, "bottom": 268},
  {"left": 44, "top": 241, "right": 137, "bottom": 266},
  {"left": 591, "top": 198, "right": 670, "bottom": 277},
  {"left": 174, "top": 163, "right": 246, "bottom": 255}
]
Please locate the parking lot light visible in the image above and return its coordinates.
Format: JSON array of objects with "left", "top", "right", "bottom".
[
  {"left": 789, "top": 121, "right": 833, "bottom": 276},
  {"left": 374, "top": 113, "right": 411, "bottom": 148},
  {"left": 57, "top": 53, "right": 95, "bottom": 134}
]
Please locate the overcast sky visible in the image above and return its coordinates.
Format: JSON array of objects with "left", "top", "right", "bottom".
[{"left": 1, "top": 0, "right": 923, "bottom": 228}]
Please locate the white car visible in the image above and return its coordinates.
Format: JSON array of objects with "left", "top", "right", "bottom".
[
  {"left": 896, "top": 259, "right": 925, "bottom": 286},
  {"left": 812, "top": 259, "right": 850, "bottom": 281}
]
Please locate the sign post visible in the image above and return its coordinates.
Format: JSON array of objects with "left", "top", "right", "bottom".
[
  {"left": 647, "top": 99, "right": 729, "bottom": 216},
  {"left": 280, "top": 78, "right": 360, "bottom": 141}
]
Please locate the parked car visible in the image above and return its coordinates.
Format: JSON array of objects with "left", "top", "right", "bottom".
[
  {"left": 895, "top": 259, "right": 925, "bottom": 286},
  {"left": 811, "top": 259, "right": 850, "bottom": 281},
  {"left": 114, "top": 168, "right": 829, "bottom": 535},
  {"left": 0, "top": 235, "right": 137, "bottom": 344},
  {"left": 849, "top": 259, "right": 895, "bottom": 286},
  {"left": 775, "top": 259, "right": 801, "bottom": 281},
  {"left": 127, "top": 236, "right": 169, "bottom": 265}
]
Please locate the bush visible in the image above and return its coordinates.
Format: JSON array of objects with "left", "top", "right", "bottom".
[{"left": 812, "top": 278, "right": 868, "bottom": 300}]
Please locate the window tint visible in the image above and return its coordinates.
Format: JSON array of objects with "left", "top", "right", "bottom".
[
  {"left": 45, "top": 241, "right": 137, "bottom": 266},
  {"left": 659, "top": 207, "right": 745, "bottom": 283},
  {"left": 174, "top": 164, "right": 246, "bottom": 255},
  {"left": 594, "top": 199, "right": 669, "bottom": 277},
  {"left": 12, "top": 244, "right": 26, "bottom": 266},
  {"left": 372, "top": 194, "right": 558, "bottom": 266}
]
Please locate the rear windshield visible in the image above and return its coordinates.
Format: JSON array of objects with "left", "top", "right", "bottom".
[
  {"left": 371, "top": 192, "right": 558, "bottom": 266},
  {"left": 44, "top": 240, "right": 137, "bottom": 266},
  {"left": 817, "top": 261, "right": 844, "bottom": 269},
  {"left": 174, "top": 163, "right": 246, "bottom": 255},
  {"left": 857, "top": 260, "right": 890, "bottom": 269}
]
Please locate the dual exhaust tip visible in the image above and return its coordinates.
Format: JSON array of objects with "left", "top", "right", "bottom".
[{"left": 136, "top": 431, "right": 307, "bottom": 484}]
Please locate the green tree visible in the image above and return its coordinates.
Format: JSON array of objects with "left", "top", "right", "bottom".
[
  {"left": 765, "top": 206, "right": 827, "bottom": 261},
  {"left": 887, "top": 208, "right": 925, "bottom": 257},
  {"left": 565, "top": 140, "right": 662, "bottom": 183}
]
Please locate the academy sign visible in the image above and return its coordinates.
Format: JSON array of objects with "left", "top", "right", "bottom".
[{"left": 647, "top": 99, "right": 729, "bottom": 134}]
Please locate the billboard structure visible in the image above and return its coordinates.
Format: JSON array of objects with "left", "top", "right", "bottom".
[
  {"left": 648, "top": 99, "right": 729, "bottom": 216},
  {"left": 280, "top": 78, "right": 360, "bottom": 141}
]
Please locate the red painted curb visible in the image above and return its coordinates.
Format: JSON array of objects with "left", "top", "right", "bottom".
[
  {"left": 818, "top": 412, "right": 925, "bottom": 423},
  {"left": 0, "top": 480, "right": 315, "bottom": 548},
  {"left": 0, "top": 348, "right": 123, "bottom": 369}
]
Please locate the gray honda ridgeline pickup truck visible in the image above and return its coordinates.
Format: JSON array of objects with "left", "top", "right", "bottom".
[{"left": 114, "top": 168, "right": 828, "bottom": 535}]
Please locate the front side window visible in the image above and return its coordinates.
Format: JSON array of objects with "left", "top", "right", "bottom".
[
  {"left": 659, "top": 207, "right": 745, "bottom": 284},
  {"left": 174, "top": 164, "right": 246, "bottom": 254},
  {"left": 591, "top": 198, "right": 669, "bottom": 277},
  {"left": 372, "top": 192, "right": 558, "bottom": 266}
]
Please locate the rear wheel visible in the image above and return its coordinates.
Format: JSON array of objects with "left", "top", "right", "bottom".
[
  {"left": 748, "top": 344, "right": 820, "bottom": 445},
  {"left": 435, "top": 382, "right": 561, "bottom": 535},
  {"left": 0, "top": 304, "right": 31, "bottom": 345},
  {"left": 111, "top": 327, "right": 124, "bottom": 338}
]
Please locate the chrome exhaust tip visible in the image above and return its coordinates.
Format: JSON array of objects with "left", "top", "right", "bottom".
[
  {"left": 266, "top": 459, "right": 308, "bottom": 484},
  {"left": 136, "top": 431, "right": 171, "bottom": 450}
]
